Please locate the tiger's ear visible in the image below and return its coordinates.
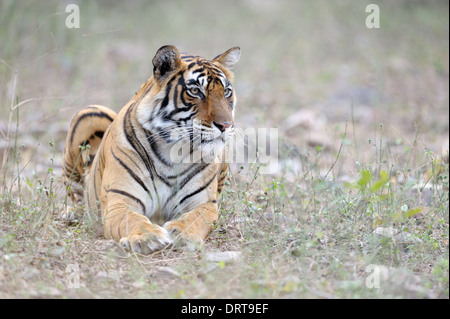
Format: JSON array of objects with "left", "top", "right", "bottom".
[
  {"left": 213, "top": 47, "right": 240, "bottom": 70},
  {"left": 152, "top": 45, "right": 181, "bottom": 82}
]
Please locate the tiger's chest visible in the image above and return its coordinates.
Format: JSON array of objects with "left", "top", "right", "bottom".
[{"left": 146, "top": 162, "right": 218, "bottom": 225}]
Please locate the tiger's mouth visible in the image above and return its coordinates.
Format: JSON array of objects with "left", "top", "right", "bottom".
[
  {"left": 194, "top": 125, "right": 232, "bottom": 146},
  {"left": 158, "top": 122, "right": 232, "bottom": 147},
  {"left": 165, "top": 123, "right": 233, "bottom": 164}
]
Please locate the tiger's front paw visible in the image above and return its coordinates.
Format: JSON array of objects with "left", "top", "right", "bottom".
[
  {"left": 119, "top": 222, "right": 173, "bottom": 255},
  {"left": 163, "top": 220, "right": 203, "bottom": 251}
]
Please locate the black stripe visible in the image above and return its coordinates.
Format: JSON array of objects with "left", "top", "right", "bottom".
[
  {"left": 64, "top": 162, "right": 75, "bottom": 173},
  {"left": 148, "top": 133, "right": 173, "bottom": 167},
  {"left": 94, "top": 130, "right": 104, "bottom": 139},
  {"left": 124, "top": 104, "right": 154, "bottom": 179},
  {"left": 106, "top": 188, "right": 146, "bottom": 213},
  {"left": 70, "top": 111, "right": 114, "bottom": 144},
  {"left": 177, "top": 163, "right": 210, "bottom": 191},
  {"left": 192, "top": 67, "right": 205, "bottom": 74},
  {"left": 123, "top": 104, "right": 171, "bottom": 187},
  {"left": 181, "top": 55, "right": 199, "bottom": 60},
  {"left": 64, "top": 171, "right": 76, "bottom": 179},
  {"left": 116, "top": 146, "right": 145, "bottom": 176},
  {"left": 175, "top": 86, "right": 196, "bottom": 115},
  {"left": 166, "top": 103, "right": 194, "bottom": 119},
  {"left": 176, "top": 108, "right": 198, "bottom": 122},
  {"left": 173, "top": 82, "right": 179, "bottom": 109},
  {"left": 210, "top": 66, "right": 223, "bottom": 74},
  {"left": 218, "top": 176, "right": 227, "bottom": 184},
  {"left": 186, "top": 78, "right": 198, "bottom": 86},
  {"left": 166, "top": 163, "right": 209, "bottom": 199},
  {"left": 87, "top": 155, "right": 95, "bottom": 167},
  {"left": 65, "top": 173, "right": 80, "bottom": 183},
  {"left": 141, "top": 83, "right": 154, "bottom": 98},
  {"left": 165, "top": 162, "right": 198, "bottom": 179},
  {"left": 179, "top": 170, "right": 218, "bottom": 204},
  {"left": 111, "top": 149, "right": 151, "bottom": 195},
  {"left": 159, "top": 82, "right": 172, "bottom": 109},
  {"left": 218, "top": 170, "right": 228, "bottom": 182}
]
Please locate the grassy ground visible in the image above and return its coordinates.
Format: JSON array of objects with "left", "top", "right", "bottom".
[{"left": 0, "top": 0, "right": 448, "bottom": 298}]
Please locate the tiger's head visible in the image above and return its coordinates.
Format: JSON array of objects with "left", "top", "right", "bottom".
[{"left": 138, "top": 45, "right": 240, "bottom": 163}]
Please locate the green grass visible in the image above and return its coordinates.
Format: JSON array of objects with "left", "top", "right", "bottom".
[{"left": 0, "top": 0, "right": 448, "bottom": 298}]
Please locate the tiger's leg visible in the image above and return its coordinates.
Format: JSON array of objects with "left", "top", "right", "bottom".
[
  {"left": 163, "top": 201, "right": 219, "bottom": 246},
  {"left": 102, "top": 197, "right": 173, "bottom": 255},
  {"left": 163, "top": 164, "right": 227, "bottom": 247}
]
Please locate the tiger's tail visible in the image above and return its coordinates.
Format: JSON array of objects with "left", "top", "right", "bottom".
[{"left": 62, "top": 105, "right": 117, "bottom": 207}]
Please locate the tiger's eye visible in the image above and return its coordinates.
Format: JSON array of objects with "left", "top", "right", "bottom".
[
  {"left": 224, "top": 87, "right": 232, "bottom": 97},
  {"left": 189, "top": 87, "right": 199, "bottom": 95}
]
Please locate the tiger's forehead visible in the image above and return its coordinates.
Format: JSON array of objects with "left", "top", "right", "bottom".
[{"left": 180, "top": 54, "right": 229, "bottom": 88}]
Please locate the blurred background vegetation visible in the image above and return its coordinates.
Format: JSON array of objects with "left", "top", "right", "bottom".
[
  {"left": 1, "top": 0, "right": 448, "bottom": 176},
  {"left": 0, "top": 0, "right": 448, "bottom": 298}
]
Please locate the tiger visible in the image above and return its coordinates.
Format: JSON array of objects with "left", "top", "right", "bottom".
[{"left": 62, "top": 45, "right": 240, "bottom": 254}]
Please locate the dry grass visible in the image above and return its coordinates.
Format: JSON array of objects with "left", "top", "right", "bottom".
[{"left": 0, "top": 0, "right": 448, "bottom": 299}]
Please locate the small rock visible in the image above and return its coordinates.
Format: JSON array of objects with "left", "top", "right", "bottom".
[
  {"left": 48, "top": 246, "right": 66, "bottom": 257},
  {"left": 406, "top": 187, "right": 434, "bottom": 207},
  {"left": 99, "top": 240, "right": 129, "bottom": 258},
  {"left": 200, "top": 262, "right": 220, "bottom": 275},
  {"left": 155, "top": 266, "right": 181, "bottom": 279},
  {"left": 373, "top": 227, "right": 422, "bottom": 244},
  {"left": 204, "top": 251, "right": 241, "bottom": 263}
]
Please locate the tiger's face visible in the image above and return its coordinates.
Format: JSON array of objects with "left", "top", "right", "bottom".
[{"left": 138, "top": 46, "right": 240, "bottom": 163}]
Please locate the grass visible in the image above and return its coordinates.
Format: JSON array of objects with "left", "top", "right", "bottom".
[{"left": 0, "top": 0, "right": 448, "bottom": 298}]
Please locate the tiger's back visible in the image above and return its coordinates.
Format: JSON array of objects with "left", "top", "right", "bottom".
[{"left": 62, "top": 45, "right": 240, "bottom": 254}]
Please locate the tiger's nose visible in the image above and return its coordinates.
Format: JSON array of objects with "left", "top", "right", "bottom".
[{"left": 213, "top": 121, "right": 232, "bottom": 133}]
